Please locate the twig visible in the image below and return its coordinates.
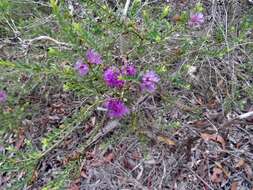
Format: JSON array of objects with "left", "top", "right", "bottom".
[
  {"left": 24, "top": 35, "right": 72, "bottom": 49},
  {"left": 185, "top": 166, "right": 214, "bottom": 190},
  {"left": 237, "top": 111, "right": 253, "bottom": 120},
  {"left": 159, "top": 160, "right": 167, "bottom": 189},
  {"left": 80, "top": 120, "right": 120, "bottom": 152},
  {"left": 222, "top": 111, "right": 253, "bottom": 127},
  {"left": 120, "top": 0, "right": 131, "bottom": 56},
  {"left": 122, "top": 0, "right": 131, "bottom": 20}
]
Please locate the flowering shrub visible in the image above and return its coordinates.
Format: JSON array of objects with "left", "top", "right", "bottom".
[
  {"left": 74, "top": 49, "right": 160, "bottom": 118},
  {"left": 3, "top": 1, "right": 253, "bottom": 189}
]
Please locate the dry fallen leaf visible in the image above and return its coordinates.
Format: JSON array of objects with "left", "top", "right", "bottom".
[
  {"left": 15, "top": 128, "right": 25, "bottom": 150},
  {"left": 214, "top": 162, "right": 230, "bottom": 177},
  {"left": 201, "top": 133, "right": 226, "bottom": 149},
  {"left": 172, "top": 14, "right": 181, "bottom": 22},
  {"left": 68, "top": 179, "right": 80, "bottom": 190},
  {"left": 157, "top": 135, "right": 176, "bottom": 146},
  {"left": 207, "top": 99, "right": 219, "bottom": 109},
  {"left": 231, "top": 181, "right": 238, "bottom": 190},
  {"left": 104, "top": 152, "right": 115, "bottom": 163},
  {"left": 235, "top": 159, "right": 245, "bottom": 168},
  {"left": 132, "top": 151, "right": 142, "bottom": 161},
  {"left": 244, "top": 164, "right": 253, "bottom": 180},
  {"left": 211, "top": 167, "right": 223, "bottom": 183},
  {"left": 180, "top": 0, "right": 188, "bottom": 3},
  {"left": 195, "top": 96, "right": 204, "bottom": 105},
  {"left": 188, "top": 119, "right": 209, "bottom": 128},
  {"left": 123, "top": 158, "right": 135, "bottom": 170}
]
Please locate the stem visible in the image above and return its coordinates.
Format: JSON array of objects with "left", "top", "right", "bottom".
[{"left": 120, "top": 0, "right": 131, "bottom": 56}]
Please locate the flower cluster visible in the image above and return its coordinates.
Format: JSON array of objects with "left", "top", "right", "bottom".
[
  {"left": 188, "top": 13, "right": 204, "bottom": 27},
  {"left": 74, "top": 49, "right": 160, "bottom": 119},
  {"left": 103, "top": 67, "right": 125, "bottom": 88},
  {"left": 102, "top": 65, "right": 159, "bottom": 118},
  {"left": 121, "top": 64, "right": 137, "bottom": 77},
  {"left": 103, "top": 64, "right": 137, "bottom": 89},
  {"left": 74, "top": 59, "right": 89, "bottom": 76},
  {"left": 104, "top": 98, "right": 129, "bottom": 118},
  {"left": 86, "top": 49, "right": 102, "bottom": 65},
  {"left": 74, "top": 49, "right": 101, "bottom": 77},
  {"left": 140, "top": 71, "right": 160, "bottom": 93},
  {"left": 0, "top": 90, "right": 7, "bottom": 103}
]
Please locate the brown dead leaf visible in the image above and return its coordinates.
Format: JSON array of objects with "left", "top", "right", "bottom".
[
  {"left": 201, "top": 133, "right": 226, "bottom": 149},
  {"left": 207, "top": 99, "right": 219, "bottom": 109},
  {"left": 188, "top": 119, "right": 209, "bottom": 128},
  {"left": 15, "top": 128, "right": 25, "bottom": 149},
  {"left": 235, "top": 159, "right": 245, "bottom": 168},
  {"left": 132, "top": 151, "right": 142, "bottom": 161},
  {"left": 214, "top": 162, "right": 230, "bottom": 177},
  {"left": 244, "top": 164, "right": 253, "bottom": 180},
  {"left": 29, "top": 170, "right": 38, "bottom": 184},
  {"left": 172, "top": 14, "right": 181, "bottom": 22},
  {"left": 157, "top": 135, "right": 176, "bottom": 146},
  {"left": 222, "top": 167, "right": 230, "bottom": 177},
  {"left": 123, "top": 158, "right": 135, "bottom": 170},
  {"left": 80, "top": 170, "right": 88, "bottom": 178},
  {"left": 180, "top": 0, "right": 188, "bottom": 3},
  {"left": 231, "top": 181, "right": 238, "bottom": 190},
  {"left": 68, "top": 184, "right": 79, "bottom": 190},
  {"left": 63, "top": 151, "right": 81, "bottom": 165},
  {"left": 196, "top": 96, "right": 204, "bottom": 105},
  {"left": 68, "top": 179, "right": 80, "bottom": 190},
  {"left": 104, "top": 152, "right": 115, "bottom": 163},
  {"left": 217, "top": 80, "right": 224, "bottom": 88},
  {"left": 211, "top": 167, "right": 223, "bottom": 183}
]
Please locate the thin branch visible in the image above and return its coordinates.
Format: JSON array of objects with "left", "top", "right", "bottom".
[
  {"left": 120, "top": 0, "right": 131, "bottom": 56},
  {"left": 24, "top": 35, "right": 72, "bottom": 49},
  {"left": 223, "top": 111, "right": 253, "bottom": 127},
  {"left": 185, "top": 166, "right": 214, "bottom": 190}
]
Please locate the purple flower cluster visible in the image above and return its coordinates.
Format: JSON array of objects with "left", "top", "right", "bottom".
[
  {"left": 73, "top": 49, "right": 160, "bottom": 119},
  {"left": 103, "top": 67, "right": 125, "bottom": 88},
  {"left": 0, "top": 90, "right": 7, "bottom": 103},
  {"left": 74, "top": 59, "right": 89, "bottom": 76},
  {"left": 86, "top": 49, "right": 102, "bottom": 65},
  {"left": 121, "top": 64, "right": 137, "bottom": 77},
  {"left": 103, "top": 68, "right": 159, "bottom": 118},
  {"left": 140, "top": 71, "right": 160, "bottom": 93},
  {"left": 74, "top": 49, "right": 102, "bottom": 77},
  {"left": 104, "top": 98, "right": 129, "bottom": 118},
  {"left": 188, "top": 13, "right": 204, "bottom": 27},
  {"left": 103, "top": 64, "right": 137, "bottom": 89}
]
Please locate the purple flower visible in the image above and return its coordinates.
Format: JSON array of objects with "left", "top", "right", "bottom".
[
  {"left": 188, "top": 13, "right": 204, "bottom": 27},
  {"left": 0, "top": 90, "right": 7, "bottom": 103},
  {"left": 140, "top": 71, "right": 160, "bottom": 93},
  {"left": 74, "top": 59, "right": 89, "bottom": 76},
  {"left": 86, "top": 49, "right": 102, "bottom": 65},
  {"left": 121, "top": 64, "right": 137, "bottom": 77},
  {"left": 104, "top": 98, "right": 129, "bottom": 118},
  {"left": 103, "top": 67, "right": 124, "bottom": 88}
]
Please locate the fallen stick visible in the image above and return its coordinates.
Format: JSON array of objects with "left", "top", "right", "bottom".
[
  {"left": 25, "top": 35, "right": 72, "bottom": 49},
  {"left": 222, "top": 111, "right": 253, "bottom": 127}
]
